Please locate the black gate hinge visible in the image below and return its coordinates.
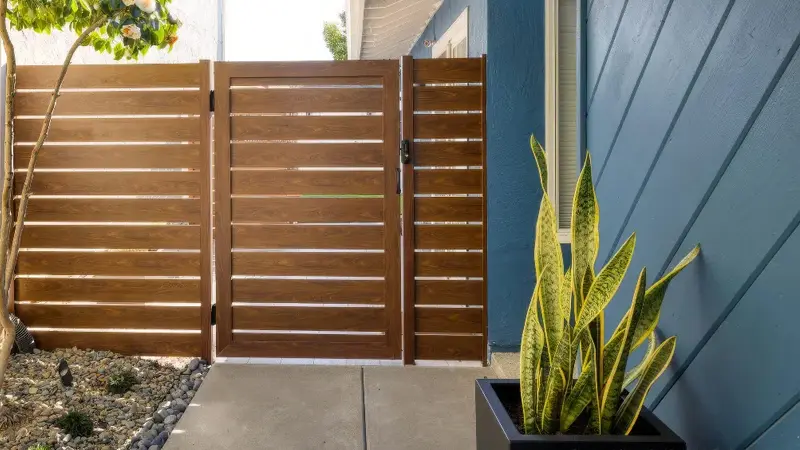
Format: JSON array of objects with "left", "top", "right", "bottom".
[
  {"left": 209, "top": 90, "right": 215, "bottom": 112},
  {"left": 210, "top": 304, "right": 217, "bottom": 326}
]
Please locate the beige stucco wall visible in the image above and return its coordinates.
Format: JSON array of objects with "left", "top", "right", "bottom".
[{"left": 11, "top": 0, "right": 219, "bottom": 65}]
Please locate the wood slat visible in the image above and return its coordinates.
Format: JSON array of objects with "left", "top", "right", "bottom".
[
  {"left": 233, "top": 279, "right": 384, "bottom": 304},
  {"left": 414, "top": 114, "right": 482, "bottom": 139},
  {"left": 233, "top": 332, "right": 384, "bottom": 344},
  {"left": 22, "top": 198, "right": 200, "bottom": 222},
  {"left": 18, "top": 251, "right": 200, "bottom": 276},
  {"left": 415, "top": 307, "right": 482, "bottom": 333},
  {"left": 232, "top": 305, "right": 385, "bottom": 332},
  {"left": 415, "top": 252, "right": 482, "bottom": 277},
  {"left": 231, "top": 88, "right": 383, "bottom": 113},
  {"left": 16, "top": 172, "right": 200, "bottom": 196},
  {"left": 232, "top": 197, "right": 383, "bottom": 223},
  {"left": 15, "top": 118, "right": 200, "bottom": 142},
  {"left": 220, "top": 339, "right": 392, "bottom": 359},
  {"left": 231, "top": 116, "right": 382, "bottom": 140},
  {"left": 416, "top": 280, "right": 484, "bottom": 305},
  {"left": 414, "top": 169, "right": 482, "bottom": 194},
  {"left": 32, "top": 331, "right": 201, "bottom": 356},
  {"left": 231, "top": 170, "right": 383, "bottom": 195},
  {"left": 22, "top": 225, "right": 200, "bottom": 249},
  {"left": 16, "top": 278, "right": 200, "bottom": 303},
  {"left": 415, "top": 334, "right": 483, "bottom": 361},
  {"left": 15, "top": 304, "right": 200, "bottom": 329},
  {"left": 15, "top": 145, "right": 202, "bottom": 169},
  {"left": 414, "top": 197, "right": 483, "bottom": 222},
  {"left": 233, "top": 225, "right": 383, "bottom": 249},
  {"left": 17, "top": 91, "right": 199, "bottom": 116},
  {"left": 232, "top": 77, "right": 382, "bottom": 87},
  {"left": 17, "top": 64, "right": 202, "bottom": 89},
  {"left": 413, "top": 141, "right": 482, "bottom": 166},
  {"left": 231, "top": 143, "right": 383, "bottom": 167},
  {"left": 232, "top": 252, "right": 384, "bottom": 277},
  {"left": 414, "top": 58, "right": 482, "bottom": 84},
  {"left": 415, "top": 225, "right": 482, "bottom": 249},
  {"left": 414, "top": 86, "right": 481, "bottom": 111}
]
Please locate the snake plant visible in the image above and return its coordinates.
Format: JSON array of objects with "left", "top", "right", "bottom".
[{"left": 520, "top": 136, "right": 700, "bottom": 435}]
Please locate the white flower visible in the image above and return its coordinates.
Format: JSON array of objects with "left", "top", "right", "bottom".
[
  {"left": 121, "top": 24, "right": 141, "bottom": 40},
  {"left": 123, "top": 0, "right": 135, "bottom": 6},
  {"left": 135, "top": 0, "right": 157, "bottom": 14}
]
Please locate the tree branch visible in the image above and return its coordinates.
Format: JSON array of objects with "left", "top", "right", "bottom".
[{"left": 0, "top": 0, "right": 15, "bottom": 313}]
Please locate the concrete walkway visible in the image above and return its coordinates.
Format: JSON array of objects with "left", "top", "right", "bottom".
[{"left": 163, "top": 363, "right": 492, "bottom": 450}]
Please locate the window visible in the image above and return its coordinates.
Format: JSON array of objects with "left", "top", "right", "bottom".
[
  {"left": 433, "top": 8, "right": 469, "bottom": 58},
  {"left": 545, "top": 0, "right": 579, "bottom": 242}
]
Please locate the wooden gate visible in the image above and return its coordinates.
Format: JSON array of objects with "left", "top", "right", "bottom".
[{"left": 213, "top": 61, "right": 402, "bottom": 359}]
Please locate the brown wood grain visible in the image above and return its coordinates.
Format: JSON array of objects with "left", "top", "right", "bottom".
[
  {"left": 14, "top": 145, "right": 202, "bottom": 169},
  {"left": 414, "top": 225, "right": 482, "bottom": 249},
  {"left": 16, "top": 278, "right": 200, "bottom": 303},
  {"left": 232, "top": 305, "right": 385, "bottom": 332},
  {"left": 199, "top": 59, "right": 213, "bottom": 362},
  {"left": 17, "top": 251, "right": 200, "bottom": 276},
  {"left": 233, "top": 332, "right": 385, "bottom": 344},
  {"left": 401, "top": 55, "right": 416, "bottom": 364},
  {"left": 17, "top": 90, "right": 199, "bottom": 116},
  {"left": 414, "top": 86, "right": 481, "bottom": 111},
  {"left": 480, "top": 54, "right": 488, "bottom": 365},
  {"left": 15, "top": 117, "right": 200, "bottom": 142},
  {"left": 17, "top": 64, "right": 202, "bottom": 89},
  {"left": 232, "top": 197, "right": 383, "bottom": 223},
  {"left": 233, "top": 279, "right": 384, "bottom": 304},
  {"left": 233, "top": 224, "right": 383, "bottom": 249},
  {"left": 16, "top": 171, "right": 200, "bottom": 196},
  {"left": 231, "top": 115, "right": 382, "bottom": 140},
  {"left": 414, "top": 169, "right": 482, "bottom": 194},
  {"left": 414, "top": 114, "right": 482, "bottom": 139},
  {"left": 231, "top": 143, "right": 383, "bottom": 168},
  {"left": 415, "top": 307, "right": 483, "bottom": 333},
  {"left": 415, "top": 334, "right": 483, "bottom": 361},
  {"left": 231, "top": 251, "right": 384, "bottom": 277},
  {"left": 21, "top": 198, "right": 200, "bottom": 222},
  {"left": 414, "top": 197, "right": 482, "bottom": 222},
  {"left": 231, "top": 88, "right": 383, "bottom": 113},
  {"left": 22, "top": 225, "right": 200, "bottom": 249},
  {"left": 220, "top": 338, "right": 392, "bottom": 359},
  {"left": 413, "top": 141, "right": 482, "bottom": 166},
  {"left": 32, "top": 331, "right": 201, "bottom": 356},
  {"left": 415, "top": 252, "right": 482, "bottom": 277},
  {"left": 231, "top": 170, "right": 383, "bottom": 195},
  {"left": 413, "top": 58, "right": 482, "bottom": 84},
  {"left": 16, "top": 304, "right": 200, "bottom": 329},
  {"left": 416, "top": 280, "right": 484, "bottom": 305},
  {"left": 231, "top": 77, "right": 382, "bottom": 87}
]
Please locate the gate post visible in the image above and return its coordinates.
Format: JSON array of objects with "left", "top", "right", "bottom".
[
  {"left": 401, "top": 55, "right": 417, "bottom": 365},
  {"left": 199, "top": 60, "right": 213, "bottom": 363}
]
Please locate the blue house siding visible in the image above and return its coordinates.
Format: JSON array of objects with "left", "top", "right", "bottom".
[
  {"left": 409, "top": 0, "right": 486, "bottom": 58},
  {"left": 587, "top": 0, "right": 800, "bottom": 448}
]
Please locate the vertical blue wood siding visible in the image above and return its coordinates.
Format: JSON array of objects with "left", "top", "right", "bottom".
[
  {"left": 586, "top": 0, "right": 800, "bottom": 447},
  {"left": 409, "top": 0, "right": 487, "bottom": 58}
]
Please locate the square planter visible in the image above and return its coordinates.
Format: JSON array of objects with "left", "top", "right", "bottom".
[{"left": 475, "top": 379, "right": 686, "bottom": 450}]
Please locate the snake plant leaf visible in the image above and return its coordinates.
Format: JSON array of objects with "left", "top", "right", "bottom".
[
  {"left": 560, "top": 267, "right": 573, "bottom": 323},
  {"left": 520, "top": 281, "right": 544, "bottom": 434},
  {"left": 540, "top": 367, "right": 566, "bottom": 434},
  {"left": 601, "top": 268, "right": 647, "bottom": 432},
  {"left": 601, "top": 327, "right": 623, "bottom": 387},
  {"left": 624, "top": 332, "right": 657, "bottom": 388},
  {"left": 530, "top": 135, "right": 548, "bottom": 194},
  {"left": 631, "top": 245, "right": 700, "bottom": 348},
  {"left": 571, "top": 152, "right": 599, "bottom": 315},
  {"left": 560, "top": 339, "right": 597, "bottom": 432},
  {"left": 574, "top": 233, "right": 636, "bottom": 339},
  {"left": 536, "top": 194, "right": 565, "bottom": 362},
  {"left": 613, "top": 336, "right": 677, "bottom": 435}
]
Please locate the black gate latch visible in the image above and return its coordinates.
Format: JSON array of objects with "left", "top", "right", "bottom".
[
  {"left": 211, "top": 304, "right": 217, "bottom": 326},
  {"left": 400, "top": 139, "right": 411, "bottom": 164}
]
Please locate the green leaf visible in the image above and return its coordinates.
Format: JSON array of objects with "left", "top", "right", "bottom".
[
  {"left": 623, "top": 332, "right": 657, "bottom": 388},
  {"left": 536, "top": 193, "right": 565, "bottom": 363},
  {"left": 573, "top": 233, "right": 636, "bottom": 338},
  {"left": 520, "top": 281, "right": 545, "bottom": 434},
  {"left": 571, "top": 152, "right": 599, "bottom": 315},
  {"left": 560, "top": 339, "right": 596, "bottom": 432},
  {"left": 613, "top": 336, "right": 677, "bottom": 435},
  {"left": 560, "top": 267, "right": 572, "bottom": 324},
  {"left": 540, "top": 367, "right": 566, "bottom": 434},
  {"left": 530, "top": 135, "right": 548, "bottom": 194}
]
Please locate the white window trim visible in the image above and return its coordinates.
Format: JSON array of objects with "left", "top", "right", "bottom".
[
  {"left": 433, "top": 7, "right": 469, "bottom": 58},
  {"left": 545, "top": 0, "right": 571, "bottom": 244}
]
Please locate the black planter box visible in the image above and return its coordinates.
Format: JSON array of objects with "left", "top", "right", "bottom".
[{"left": 475, "top": 379, "right": 686, "bottom": 450}]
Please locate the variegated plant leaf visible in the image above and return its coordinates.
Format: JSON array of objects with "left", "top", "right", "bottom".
[
  {"left": 601, "top": 327, "right": 623, "bottom": 387},
  {"left": 540, "top": 367, "right": 566, "bottom": 434},
  {"left": 530, "top": 135, "right": 548, "bottom": 194},
  {"left": 560, "top": 267, "right": 573, "bottom": 323},
  {"left": 520, "top": 281, "right": 544, "bottom": 434},
  {"left": 560, "top": 339, "right": 596, "bottom": 432},
  {"left": 631, "top": 245, "right": 700, "bottom": 348},
  {"left": 571, "top": 152, "right": 599, "bottom": 316},
  {"left": 573, "top": 233, "right": 636, "bottom": 339},
  {"left": 536, "top": 194, "right": 564, "bottom": 362},
  {"left": 600, "top": 268, "right": 647, "bottom": 432},
  {"left": 624, "top": 332, "right": 657, "bottom": 388},
  {"left": 613, "top": 336, "right": 677, "bottom": 435}
]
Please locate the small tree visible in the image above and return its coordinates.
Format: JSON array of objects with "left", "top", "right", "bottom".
[
  {"left": 323, "top": 11, "right": 346, "bottom": 61},
  {"left": 0, "top": 0, "right": 181, "bottom": 422}
]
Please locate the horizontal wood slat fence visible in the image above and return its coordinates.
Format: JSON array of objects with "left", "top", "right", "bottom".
[{"left": 12, "top": 57, "right": 486, "bottom": 365}]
